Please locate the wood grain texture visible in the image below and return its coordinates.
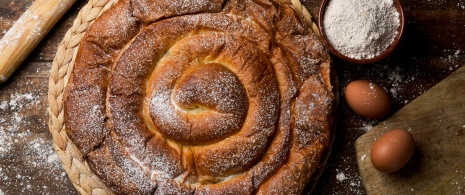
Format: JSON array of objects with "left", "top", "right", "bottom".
[
  {"left": 0, "top": 0, "right": 464, "bottom": 194},
  {"left": 355, "top": 65, "right": 465, "bottom": 194}
]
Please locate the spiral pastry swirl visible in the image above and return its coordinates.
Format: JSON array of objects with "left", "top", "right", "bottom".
[{"left": 64, "top": 0, "right": 334, "bottom": 194}]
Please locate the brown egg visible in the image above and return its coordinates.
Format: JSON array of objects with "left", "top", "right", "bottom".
[
  {"left": 370, "top": 129, "right": 415, "bottom": 173},
  {"left": 345, "top": 80, "right": 391, "bottom": 119}
]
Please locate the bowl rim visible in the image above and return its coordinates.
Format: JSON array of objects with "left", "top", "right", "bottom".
[{"left": 318, "top": 0, "right": 405, "bottom": 64}]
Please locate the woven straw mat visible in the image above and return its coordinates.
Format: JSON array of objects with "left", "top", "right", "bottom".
[{"left": 47, "top": 0, "right": 320, "bottom": 194}]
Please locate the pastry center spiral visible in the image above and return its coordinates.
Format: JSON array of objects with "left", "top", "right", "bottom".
[{"left": 149, "top": 63, "right": 248, "bottom": 144}]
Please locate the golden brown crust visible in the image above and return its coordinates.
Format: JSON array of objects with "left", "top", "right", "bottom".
[{"left": 63, "top": 0, "right": 334, "bottom": 194}]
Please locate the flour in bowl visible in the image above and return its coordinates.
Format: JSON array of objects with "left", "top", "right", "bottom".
[{"left": 322, "top": 0, "right": 400, "bottom": 60}]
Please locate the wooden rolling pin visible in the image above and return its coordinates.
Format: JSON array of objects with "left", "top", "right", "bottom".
[{"left": 0, "top": 0, "right": 76, "bottom": 83}]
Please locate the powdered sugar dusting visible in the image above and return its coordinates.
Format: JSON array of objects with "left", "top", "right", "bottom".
[{"left": 62, "top": 0, "right": 333, "bottom": 193}]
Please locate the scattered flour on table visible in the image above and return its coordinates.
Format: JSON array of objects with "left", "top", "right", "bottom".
[
  {"left": 0, "top": 89, "right": 72, "bottom": 194},
  {"left": 387, "top": 66, "right": 404, "bottom": 99},
  {"left": 458, "top": 1, "right": 465, "bottom": 9},
  {"left": 383, "top": 64, "right": 428, "bottom": 103},
  {"left": 0, "top": 101, "right": 7, "bottom": 110},
  {"left": 27, "top": 138, "right": 62, "bottom": 170},
  {"left": 0, "top": 92, "right": 39, "bottom": 157},
  {"left": 443, "top": 49, "right": 462, "bottom": 71},
  {"left": 336, "top": 171, "right": 347, "bottom": 181},
  {"left": 335, "top": 168, "right": 363, "bottom": 192},
  {"left": 363, "top": 123, "right": 374, "bottom": 131}
]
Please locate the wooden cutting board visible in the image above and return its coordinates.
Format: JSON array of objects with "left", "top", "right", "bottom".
[{"left": 355, "top": 65, "right": 465, "bottom": 194}]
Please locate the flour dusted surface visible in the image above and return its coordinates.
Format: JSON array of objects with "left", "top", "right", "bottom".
[
  {"left": 0, "top": 89, "right": 74, "bottom": 195},
  {"left": 323, "top": 0, "right": 400, "bottom": 59}
]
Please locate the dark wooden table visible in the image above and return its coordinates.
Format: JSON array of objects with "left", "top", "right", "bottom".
[{"left": 0, "top": 0, "right": 464, "bottom": 194}]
